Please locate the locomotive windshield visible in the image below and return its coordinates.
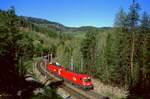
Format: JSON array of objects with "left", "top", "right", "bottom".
[
  {"left": 55, "top": 62, "right": 62, "bottom": 67},
  {"left": 84, "top": 78, "right": 91, "bottom": 82}
]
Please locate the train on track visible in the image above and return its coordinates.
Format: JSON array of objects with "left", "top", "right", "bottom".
[{"left": 47, "top": 62, "right": 94, "bottom": 90}]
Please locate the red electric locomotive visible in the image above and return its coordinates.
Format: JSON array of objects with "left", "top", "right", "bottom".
[{"left": 47, "top": 62, "right": 94, "bottom": 90}]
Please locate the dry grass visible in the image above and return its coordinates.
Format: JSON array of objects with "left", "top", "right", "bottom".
[{"left": 92, "top": 78, "right": 128, "bottom": 99}]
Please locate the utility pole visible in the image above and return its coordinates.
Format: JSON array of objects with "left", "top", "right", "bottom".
[
  {"left": 41, "top": 51, "right": 43, "bottom": 58},
  {"left": 45, "top": 60, "right": 47, "bottom": 79},
  {"left": 70, "top": 56, "right": 74, "bottom": 71},
  {"left": 81, "top": 55, "right": 83, "bottom": 72},
  {"left": 50, "top": 53, "right": 52, "bottom": 63},
  {"left": 48, "top": 54, "right": 49, "bottom": 63}
]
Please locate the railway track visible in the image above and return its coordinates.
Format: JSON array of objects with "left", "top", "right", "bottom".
[
  {"left": 36, "top": 60, "right": 107, "bottom": 99},
  {"left": 36, "top": 60, "right": 89, "bottom": 99}
]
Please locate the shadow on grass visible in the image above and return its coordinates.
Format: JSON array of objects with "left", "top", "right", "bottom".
[
  {"left": 0, "top": 55, "right": 57, "bottom": 99},
  {"left": 127, "top": 83, "right": 150, "bottom": 99}
]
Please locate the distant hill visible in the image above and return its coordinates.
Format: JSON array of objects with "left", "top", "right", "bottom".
[
  {"left": 20, "top": 16, "right": 67, "bottom": 31},
  {"left": 19, "top": 16, "right": 112, "bottom": 33}
]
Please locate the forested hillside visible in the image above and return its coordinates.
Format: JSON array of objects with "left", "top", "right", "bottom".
[
  {"left": 0, "top": 7, "right": 64, "bottom": 98},
  {"left": 0, "top": 0, "right": 150, "bottom": 98}
]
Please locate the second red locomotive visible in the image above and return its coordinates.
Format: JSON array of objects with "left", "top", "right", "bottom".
[{"left": 47, "top": 62, "right": 94, "bottom": 90}]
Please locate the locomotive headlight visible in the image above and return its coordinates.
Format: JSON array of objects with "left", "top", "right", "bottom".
[
  {"left": 73, "top": 77, "right": 76, "bottom": 81},
  {"left": 87, "top": 83, "right": 90, "bottom": 85},
  {"left": 83, "top": 82, "right": 86, "bottom": 85}
]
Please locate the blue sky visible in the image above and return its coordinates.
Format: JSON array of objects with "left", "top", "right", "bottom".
[{"left": 0, "top": 0, "right": 150, "bottom": 27}]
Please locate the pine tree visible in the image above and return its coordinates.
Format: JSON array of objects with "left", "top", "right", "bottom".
[
  {"left": 140, "top": 11, "right": 150, "bottom": 94},
  {"left": 114, "top": 8, "right": 129, "bottom": 86},
  {"left": 140, "top": 12, "right": 150, "bottom": 34},
  {"left": 81, "top": 28, "right": 97, "bottom": 74},
  {"left": 114, "top": 8, "right": 128, "bottom": 29},
  {"left": 127, "top": 0, "right": 140, "bottom": 86}
]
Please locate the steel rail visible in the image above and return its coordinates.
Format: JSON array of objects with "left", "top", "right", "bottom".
[{"left": 36, "top": 60, "right": 107, "bottom": 99}]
